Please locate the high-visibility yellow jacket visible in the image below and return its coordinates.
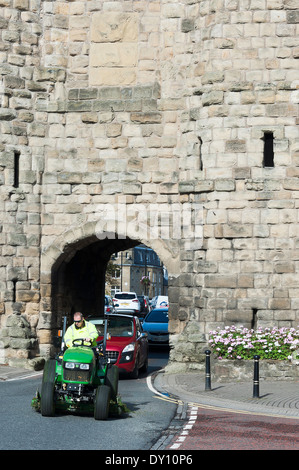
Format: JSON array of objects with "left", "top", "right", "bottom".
[{"left": 64, "top": 320, "right": 98, "bottom": 348}]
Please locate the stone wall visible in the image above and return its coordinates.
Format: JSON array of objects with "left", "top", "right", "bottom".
[
  {"left": 0, "top": 0, "right": 44, "bottom": 366},
  {"left": 166, "top": 357, "right": 299, "bottom": 382},
  {"left": 214, "top": 358, "right": 299, "bottom": 382},
  {"left": 0, "top": 0, "right": 298, "bottom": 369}
]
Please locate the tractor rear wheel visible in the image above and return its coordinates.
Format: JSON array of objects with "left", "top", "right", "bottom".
[{"left": 94, "top": 385, "right": 110, "bottom": 420}]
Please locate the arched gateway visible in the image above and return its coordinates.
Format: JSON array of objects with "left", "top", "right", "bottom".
[
  {"left": 38, "top": 221, "right": 181, "bottom": 360},
  {"left": 0, "top": 0, "right": 298, "bottom": 371}
]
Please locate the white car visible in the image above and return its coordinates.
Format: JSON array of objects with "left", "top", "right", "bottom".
[
  {"left": 151, "top": 295, "right": 169, "bottom": 309},
  {"left": 112, "top": 292, "right": 141, "bottom": 315}
]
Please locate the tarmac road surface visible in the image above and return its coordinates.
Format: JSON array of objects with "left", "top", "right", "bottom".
[
  {"left": 152, "top": 370, "right": 299, "bottom": 451},
  {"left": 165, "top": 404, "right": 299, "bottom": 450}
]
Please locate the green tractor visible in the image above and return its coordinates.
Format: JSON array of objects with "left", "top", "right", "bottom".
[{"left": 40, "top": 316, "right": 119, "bottom": 420}]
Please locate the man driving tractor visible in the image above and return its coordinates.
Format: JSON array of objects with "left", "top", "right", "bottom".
[{"left": 64, "top": 312, "right": 98, "bottom": 348}]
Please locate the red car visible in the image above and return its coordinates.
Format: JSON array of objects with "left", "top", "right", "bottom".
[{"left": 88, "top": 314, "right": 148, "bottom": 379}]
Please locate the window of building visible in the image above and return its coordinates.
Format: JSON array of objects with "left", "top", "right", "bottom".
[
  {"left": 13, "top": 151, "right": 20, "bottom": 188},
  {"left": 198, "top": 137, "right": 203, "bottom": 171},
  {"left": 263, "top": 132, "right": 274, "bottom": 167}
]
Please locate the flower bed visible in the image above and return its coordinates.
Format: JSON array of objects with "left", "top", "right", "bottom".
[{"left": 208, "top": 325, "right": 299, "bottom": 361}]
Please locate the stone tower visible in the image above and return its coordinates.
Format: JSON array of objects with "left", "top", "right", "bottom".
[{"left": 0, "top": 0, "right": 298, "bottom": 370}]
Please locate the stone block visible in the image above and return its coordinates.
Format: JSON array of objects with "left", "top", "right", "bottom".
[
  {"left": 181, "top": 18, "right": 195, "bottom": 32},
  {"left": 34, "top": 67, "right": 66, "bottom": 82},
  {"left": 14, "top": 0, "right": 29, "bottom": 10},
  {"left": 205, "top": 275, "right": 237, "bottom": 288},
  {"left": 89, "top": 68, "right": 137, "bottom": 86},
  {"left": 202, "top": 72, "right": 224, "bottom": 84},
  {"left": 123, "top": 183, "right": 142, "bottom": 195},
  {"left": 90, "top": 43, "right": 138, "bottom": 67},
  {"left": 269, "top": 298, "right": 291, "bottom": 310},
  {"left": 222, "top": 223, "right": 253, "bottom": 238},
  {"left": 57, "top": 172, "right": 82, "bottom": 184},
  {"left": 287, "top": 11, "right": 299, "bottom": 24},
  {"left": 274, "top": 262, "right": 295, "bottom": 273},
  {"left": 81, "top": 112, "right": 98, "bottom": 123},
  {"left": 0, "top": 109, "right": 17, "bottom": 121},
  {"left": 215, "top": 179, "right": 235, "bottom": 191},
  {"left": 38, "top": 329, "right": 52, "bottom": 344},
  {"left": 91, "top": 12, "right": 139, "bottom": 43},
  {"left": 130, "top": 112, "right": 162, "bottom": 124},
  {"left": 7, "top": 233, "right": 27, "bottom": 246},
  {"left": 202, "top": 91, "right": 224, "bottom": 106},
  {"left": 37, "top": 311, "right": 54, "bottom": 329},
  {"left": 237, "top": 274, "right": 254, "bottom": 287},
  {"left": 225, "top": 140, "right": 246, "bottom": 153},
  {"left": 9, "top": 338, "right": 31, "bottom": 349}
]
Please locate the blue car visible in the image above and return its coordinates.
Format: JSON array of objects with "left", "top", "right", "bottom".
[{"left": 142, "top": 308, "right": 169, "bottom": 345}]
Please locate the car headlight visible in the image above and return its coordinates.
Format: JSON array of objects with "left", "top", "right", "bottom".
[
  {"left": 122, "top": 343, "right": 135, "bottom": 353},
  {"left": 79, "top": 363, "right": 90, "bottom": 370}
]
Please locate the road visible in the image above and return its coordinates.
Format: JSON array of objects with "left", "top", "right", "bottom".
[
  {"left": 0, "top": 347, "right": 176, "bottom": 451},
  {"left": 165, "top": 404, "right": 299, "bottom": 450}
]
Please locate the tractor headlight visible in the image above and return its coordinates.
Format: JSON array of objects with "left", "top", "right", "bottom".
[
  {"left": 64, "top": 362, "right": 90, "bottom": 370},
  {"left": 65, "top": 362, "right": 75, "bottom": 369}
]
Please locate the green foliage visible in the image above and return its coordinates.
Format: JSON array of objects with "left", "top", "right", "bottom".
[{"left": 31, "top": 390, "right": 41, "bottom": 412}]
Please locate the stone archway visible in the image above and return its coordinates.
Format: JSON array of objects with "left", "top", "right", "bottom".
[{"left": 37, "top": 221, "right": 180, "bottom": 358}]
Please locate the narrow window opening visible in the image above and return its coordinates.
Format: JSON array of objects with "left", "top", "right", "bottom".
[
  {"left": 13, "top": 151, "right": 20, "bottom": 188},
  {"left": 263, "top": 132, "right": 274, "bottom": 167},
  {"left": 12, "top": 280, "right": 17, "bottom": 303},
  {"left": 251, "top": 308, "right": 258, "bottom": 330},
  {"left": 198, "top": 137, "right": 203, "bottom": 171}
]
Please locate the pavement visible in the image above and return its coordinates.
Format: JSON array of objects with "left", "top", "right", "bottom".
[
  {"left": 152, "top": 369, "right": 299, "bottom": 419},
  {"left": 0, "top": 364, "right": 43, "bottom": 382}
]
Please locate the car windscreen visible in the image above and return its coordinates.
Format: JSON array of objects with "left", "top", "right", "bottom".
[
  {"left": 145, "top": 310, "right": 168, "bottom": 323},
  {"left": 90, "top": 318, "right": 134, "bottom": 337},
  {"left": 115, "top": 293, "right": 136, "bottom": 300},
  {"left": 89, "top": 319, "right": 105, "bottom": 335},
  {"left": 108, "top": 318, "right": 134, "bottom": 337}
]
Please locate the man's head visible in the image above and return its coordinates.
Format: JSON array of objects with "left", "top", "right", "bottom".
[{"left": 73, "top": 312, "right": 84, "bottom": 327}]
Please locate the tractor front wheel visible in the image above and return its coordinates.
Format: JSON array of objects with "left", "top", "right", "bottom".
[
  {"left": 40, "top": 359, "right": 56, "bottom": 417},
  {"left": 94, "top": 385, "right": 110, "bottom": 420}
]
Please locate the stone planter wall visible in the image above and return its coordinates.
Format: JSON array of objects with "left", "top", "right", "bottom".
[{"left": 212, "top": 359, "right": 299, "bottom": 382}]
